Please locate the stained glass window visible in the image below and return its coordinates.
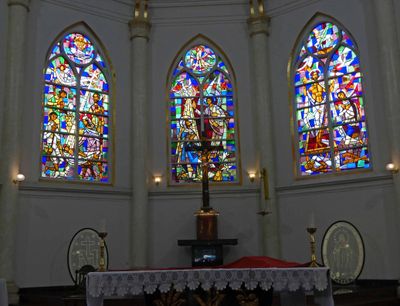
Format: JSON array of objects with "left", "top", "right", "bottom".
[
  {"left": 168, "top": 44, "right": 238, "bottom": 183},
  {"left": 293, "top": 22, "right": 370, "bottom": 175},
  {"left": 41, "top": 32, "right": 111, "bottom": 182}
]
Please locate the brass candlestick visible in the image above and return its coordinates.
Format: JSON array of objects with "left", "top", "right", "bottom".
[
  {"left": 98, "top": 232, "right": 107, "bottom": 272},
  {"left": 307, "top": 227, "right": 318, "bottom": 267}
]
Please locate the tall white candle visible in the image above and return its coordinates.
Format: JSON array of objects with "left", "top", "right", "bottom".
[
  {"left": 100, "top": 219, "right": 106, "bottom": 233},
  {"left": 309, "top": 212, "right": 315, "bottom": 228}
]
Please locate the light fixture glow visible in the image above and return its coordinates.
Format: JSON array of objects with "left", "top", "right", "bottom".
[
  {"left": 13, "top": 173, "right": 25, "bottom": 184},
  {"left": 386, "top": 163, "right": 398, "bottom": 173},
  {"left": 248, "top": 171, "right": 256, "bottom": 183},
  {"left": 154, "top": 176, "right": 162, "bottom": 185}
]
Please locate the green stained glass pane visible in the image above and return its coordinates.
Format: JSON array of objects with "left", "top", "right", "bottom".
[
  {"left": 295, "top": 82, "right": 326, "bottom": 108},
  {"left": 294, "top": 56, "right": 324, "bottom": 86},
  {"left": 333, "top": 122, "right": 368, "bottom": 150},
  {"left": 63, "top": 33, "right": 95, "bottom": 65},
  {"left": 184, "top": 45, "right": 216, "bottom": 74},
  {"left": 300, "top": 153, "right": 333, "bottom": 175},
  {"left": 80, "top": 90, "right": 109, "bottom": 115},
  {"left": 79, "top": 113, "right": 108, "bottom": 138},
  {"left": 41, "top": 157, "right": 75, "bottom": 179},
  {"left": 203, "top": 70, "right": 232, "bottom": 96},
  {"left": 42, "top": 132, "right": 75, "bottom": 157},
  {"left": 81, "top": 64, "right": 109, "bottom": 92},
  {"left": 172, "top": 164, "right": 201, "bottom": 183},
  {"left": 329, "top": 72, "right": 362, "bottom": 101},
  {"left": 299, "top": 128, "right": 330, "bottom": 155},
  {"left": 297, "top": 105, "right": 328, "bottom": 132},
  {"left": 328, "top": 46, "right": 360, "bottom": 77},
  {"left": 45, "top": 56, "right": 76, "bottom": 86},
  {"left": 43, "top": 108, "right": 76, "bottom": 134},
  {"left": 49, "top": 43, "right": 61, "bottom": 60},
  {"left": 44, "top": 84, "right": 76, "bottom": 110},
  {"left": 78, "top": 160, "right": 108, "bottom": 182},
  {"left": 197, "top": 76, "right": 205, "bottom": 84},
  {"left": 78, "top": 137, "right": 108, "bottom": 161},
  {"left": 171, "top": 161, "right": 236, "bottom": 183},
  {"left": 170, "top": 98, "right": 200, "bottom": 120},
  {"left": 306, "top": 22, "right": 340, "bottom": 55},
  {"left": 330, "top": 97, "right": 365, "bottom": 125},
  {"left": 334, "top": 147, "right": 369, "bottom": 171},
  {"left": 170, "top": 73, "right": 200, "bottom": 98}
]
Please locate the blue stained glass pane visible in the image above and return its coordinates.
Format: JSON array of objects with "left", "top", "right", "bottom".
[{"left": 328, "top": 46, "right": 360, "bottom": 77}]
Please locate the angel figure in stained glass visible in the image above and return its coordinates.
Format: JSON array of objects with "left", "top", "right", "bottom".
[
  {"left": 204, "top": 97, "right": 227, "bottom": 146},
  {"left": 176, "top": 99, "right": 201, "bottom": 179},
  {"left": 44, "top": 112, "right": 62, "bottom": 155}
]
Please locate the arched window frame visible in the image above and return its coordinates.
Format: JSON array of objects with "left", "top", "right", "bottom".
[
  {"left": 289, "top": 15, "right": 371, "bottom": 177},
  {"left": 166, "top": 36, "right": 241, "bottom": 185},
  {"left": 40, "top": 24, "right": 114, "bottom": 183}
]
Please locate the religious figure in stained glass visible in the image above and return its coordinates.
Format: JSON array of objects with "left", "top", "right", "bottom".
[
  {"left": 293, "top": 21, "right": 370, "bottom": 175},
  {"left": 169, "top": 43, "right": 238, "bottom": 183},
  {"left": 41, "top": 31, "right": 110, "bottom": 182}
]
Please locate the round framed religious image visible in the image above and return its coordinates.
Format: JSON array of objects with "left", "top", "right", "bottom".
[
  {"left": 67, "top": 227, "right": 109, "bottom": 286},
  {"left": 321, "top": 221, "right": 365, "bottom": 285}
]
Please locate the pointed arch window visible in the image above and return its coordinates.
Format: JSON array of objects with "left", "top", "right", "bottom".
[
  {"left": 41, "top": 32, "right": 111, "bottom": 182},
  {"left": 168, "top": 42, "right": 239, "bottom": 183},
  {"left": 292, "top": 21, "right": 370, "bottom": 176}
]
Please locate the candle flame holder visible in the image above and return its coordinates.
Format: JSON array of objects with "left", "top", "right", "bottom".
[
  {"left": 98, "top": 232, "right": 108, "bottom": 272},
  {"left": 307, "top": 227, "right": 319, "bottom": 267}
]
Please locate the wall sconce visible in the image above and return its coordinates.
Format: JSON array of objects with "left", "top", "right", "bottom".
[
  {"left": 154, "top": 175, "right": 162, "bottom": 186},
  {"left": 248, "top": 171, "right": 257, "bottom": 183},
  {"left": 386, "top": 163, "right": 399, "bottom": 173},
  {"left": 13, "top": 173, "right": 25, "bottom": 184}
]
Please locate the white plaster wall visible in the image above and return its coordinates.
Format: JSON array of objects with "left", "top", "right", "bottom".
[
  {"left": 268, "top": 0, "right": 400, "bottom": 278},
  {"left": 147, "top": 0, "right": 262, "bottom": 268},
  {"left": 15, "top": 0, "right": 134, "bottom": 287},
  {"left": 6, "top": 0, "right": 400, "bottom": 287}
]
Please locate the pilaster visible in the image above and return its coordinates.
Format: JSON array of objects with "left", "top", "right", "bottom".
[
  {"left": 129, "top": 0, "right": 151, "bottom": 268},
  {"left": 0, "top": 0, "right": 30, "bottom": 303},
  {"left": 372, "top": 0, "right": 400, "bottom": 278},
  {"left": 247, "top": 0, "right": 281, "bottom": 258}
]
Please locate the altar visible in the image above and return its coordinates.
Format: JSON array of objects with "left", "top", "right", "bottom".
[{"left": 86, "top": 257, "right": 334, "bottom": 306}]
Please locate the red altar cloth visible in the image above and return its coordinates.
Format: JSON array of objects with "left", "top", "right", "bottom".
[{"left": 220, "top": 256, "right": 304, "bottom": 269}]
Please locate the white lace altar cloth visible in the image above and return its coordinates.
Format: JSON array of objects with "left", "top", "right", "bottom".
[{"left": 86, "top": 267, "right": 334, "bottom": 306}]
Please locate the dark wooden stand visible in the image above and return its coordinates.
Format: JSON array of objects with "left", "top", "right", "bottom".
[{"left": 178, "top": 239, "right": 238, "bottom": 267}]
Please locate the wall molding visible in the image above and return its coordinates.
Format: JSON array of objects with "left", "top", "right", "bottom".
[
  {"left": 276, "top": 174, "right": 393, "bottom": 197},
  {"left": 19, "top": 174, "right": 393, "bottom": 199},
  {"left": 267, "top": 0, "right": 321, "bottom": 18},
  {"left": 40, "top": 0, "right": 133, "bottom": 24}
]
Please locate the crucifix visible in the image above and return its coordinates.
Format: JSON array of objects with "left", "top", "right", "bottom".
[{"left": 193, "top": 131, "right": 223, "bottom": 240}]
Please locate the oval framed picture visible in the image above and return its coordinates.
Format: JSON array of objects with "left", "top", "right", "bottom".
[
  {"left": 67, "top": 227, "right": 109, "bottom": 285},
  {"left": 321, "top": 221, "right": 365, "bottom": 285}
]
